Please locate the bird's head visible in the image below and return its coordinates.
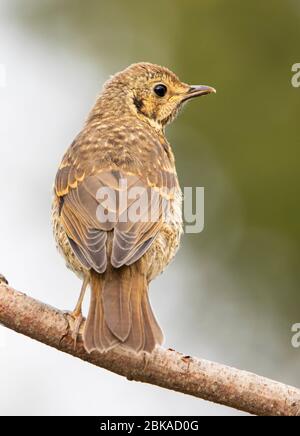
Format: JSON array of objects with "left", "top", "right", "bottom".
[{"left": 101, "top": 62, "right": 216, "bottom": 130}]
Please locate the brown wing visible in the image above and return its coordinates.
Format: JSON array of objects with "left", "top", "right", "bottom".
[{"left": 55, "top": 130, "right": 177, "bottom": 273}]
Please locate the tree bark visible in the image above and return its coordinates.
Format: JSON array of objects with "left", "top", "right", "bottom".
[{"left": 0, "top": 282, "right": 299, "bottom": 416}]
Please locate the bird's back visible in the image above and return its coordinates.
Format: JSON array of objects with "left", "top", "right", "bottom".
[{"left": 52, "top": 61, "right": 214, "bottom": 353}]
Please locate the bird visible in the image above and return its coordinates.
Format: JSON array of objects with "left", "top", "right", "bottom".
[{"left": 52, "top": 62, "right": 215, "bottom": 354}]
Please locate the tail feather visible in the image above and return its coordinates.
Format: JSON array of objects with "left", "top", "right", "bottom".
[
  {"left": 94, "top": 291, "right": 118, "bottom": 351},
  {"left": 83, "top": 267, "right": 163, "bottom": 354},
  {"left": 83, "top": 272, "right": 117, "bottom": 352},
  {"left": 141, "top": 291, "right": 164, "bottom": 352},
  {"left": 102, "top": 268, "right": 132, "bottom": 341},
  {"left": 125, "top": 273, "right": 145, "bottom": 352}
]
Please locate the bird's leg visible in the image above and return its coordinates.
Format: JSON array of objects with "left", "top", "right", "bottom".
[{"left": 70, "top": 275, "right": 89, "bottom": 348}]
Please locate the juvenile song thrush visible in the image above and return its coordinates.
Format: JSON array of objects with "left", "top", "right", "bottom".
[{"left": 52, "top": 63, "right": 215, "bottom": 353}]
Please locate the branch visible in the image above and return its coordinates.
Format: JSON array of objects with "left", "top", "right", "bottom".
[{"left": 0, "top": 282, "right": 299, "bottom": 416}]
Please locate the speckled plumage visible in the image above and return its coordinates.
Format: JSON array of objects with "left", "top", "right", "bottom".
[{"left": 52, "top": 62, "right": 215, "bottom": 353}]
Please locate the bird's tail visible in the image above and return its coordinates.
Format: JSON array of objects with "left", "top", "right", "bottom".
[{"left": 83, "top": 266, "right": 163, "bottom": 353}]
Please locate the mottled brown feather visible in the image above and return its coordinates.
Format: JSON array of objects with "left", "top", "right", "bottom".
[
  {"left": 55, "top": 126, "right": 178, "bottom": 272},
  {"left": 51, "top": 62, "right": 213, "bottom": 354}
]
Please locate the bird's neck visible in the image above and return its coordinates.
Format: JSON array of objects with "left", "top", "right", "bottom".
[
  {"left": 86, "top": 90, "right": 165, "bottom": 136},
  {"left": 86, "top": 92, "right": 130, "bottom": 126},
  {"left": 136, "top": 112, "right": 164, "bottom": 134}
]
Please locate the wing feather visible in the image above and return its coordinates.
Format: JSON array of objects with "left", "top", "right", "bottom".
[{"left": 55, "top": 129, "right": 178, "bottom": 272}]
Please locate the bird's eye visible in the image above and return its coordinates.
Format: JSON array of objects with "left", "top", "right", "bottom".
[{"left": 154, "top": 84, "right": 167, "bottom": 97}]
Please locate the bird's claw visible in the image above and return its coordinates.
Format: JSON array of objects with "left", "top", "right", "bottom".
[
  {"left": 63, "top": 310, "right": 84, "bottom": 350},
  {"left": 71, "top": 313, "right": 84, "bottom": 350}
]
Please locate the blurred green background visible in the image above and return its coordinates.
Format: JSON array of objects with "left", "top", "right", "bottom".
[{"left": 0, "top": 0, "right": 299, "bottom": 415}]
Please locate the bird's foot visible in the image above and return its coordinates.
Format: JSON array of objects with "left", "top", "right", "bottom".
[
  {"left": 63, "top": 310, "right": 84, "bottom": 350},
  {"left": 71, "top": 312, "right": 84, "bottom": 349}
]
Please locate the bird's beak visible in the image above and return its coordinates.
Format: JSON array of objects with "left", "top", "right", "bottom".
[{"left": 182, "top": 85, "right": 216, "bottom": 102}]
